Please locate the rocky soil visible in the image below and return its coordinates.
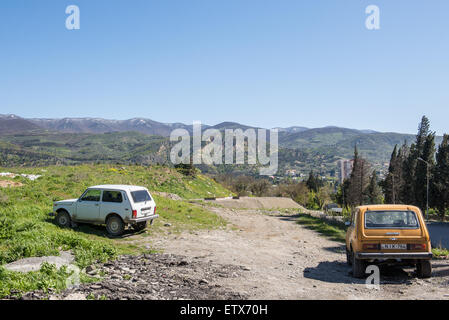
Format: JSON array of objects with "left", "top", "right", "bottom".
[{"left": 17, "top": 253, "right": 246, "bottom": 300}]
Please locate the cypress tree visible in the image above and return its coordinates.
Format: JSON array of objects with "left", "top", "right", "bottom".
[
  {"left": 366, "top": 171, "right": 383, "bottom": 204},
  {"left": 401, "top": 143, "right": 416, "bottom": 204},
  {"left": 382, "top": 145, "right": 398, "bottom": 204},
  {"left": 432, "top": 135, "right": 449, "bottom": 220},
  {"left": 414, "top": 117, "right": 435, "bottom": 210},
  {"left": 347, "top": 146, "right": 371, "bottom": 206}
]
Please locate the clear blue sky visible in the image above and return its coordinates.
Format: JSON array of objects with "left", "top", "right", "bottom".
[{"left": 1, "top": 0, "right": 448, "bottom": 134}]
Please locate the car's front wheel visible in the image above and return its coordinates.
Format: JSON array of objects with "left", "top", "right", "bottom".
[
  {"left": 56, "top": 210, "right": 71, "bottom": 228},
  {"left": 416, "top": 260, "right": 432, "bottom": 278},
  {"left": 132, "top": 221, "right": 147, "bottom": 232},
  {"left": 106, "top": 215, "right": 125, "bottom": 236}
]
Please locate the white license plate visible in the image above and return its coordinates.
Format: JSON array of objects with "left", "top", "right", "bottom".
[{"left": 381, "top": 244, "right": 407, "bottom": 250}]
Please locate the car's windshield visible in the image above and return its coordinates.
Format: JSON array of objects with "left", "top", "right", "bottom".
[
  {"left": 364, "top": 210, "right": 419, "bottom": 229},
  {"left": 131, "top": 190, "right": 152, "bottom": 203}
]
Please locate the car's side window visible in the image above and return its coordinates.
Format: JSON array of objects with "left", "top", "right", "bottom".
[
  {"left": 81, "top": 189, "right": 102, "bottom": 202},
  {"left": 102, "top": 191, "right": 123, "bottom": 203}
]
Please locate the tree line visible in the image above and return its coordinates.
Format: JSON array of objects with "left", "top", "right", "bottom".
[
  {"left": 337, "top": 116, "right": 449, "bottom": 220},
  {"left": 215, "top": 116, "right": 449, "bottom": 219},
  {"left": 380, "top": 116, "right": 449, "bottom": 219}
]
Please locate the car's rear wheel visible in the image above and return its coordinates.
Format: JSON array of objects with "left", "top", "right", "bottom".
[
  {"left": 106, "top": 215, "right": 125, "bottom": 236},
  {"left": 352, "top": 254, "right": 366, "bottom": 278},
  {"left": 416, "top": 260, "right": 432, "bottom": 278},
  {"left": 346, "top": 249, "right": 353, "bottom": 266},
  {"left": 132, "top": 221, "right": 147, "bottom": 232},
  {"left": 56, "top": 210, "right": 71, "bottom": 228}
]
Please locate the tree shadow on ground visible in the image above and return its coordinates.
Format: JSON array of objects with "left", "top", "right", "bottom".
[
  {"left": 322, "top": 245, "right": 346, "bottom": 254},
  {"left": 274, "top": 214, "right": 301, "bottom": 222},
  {"left": 304, "top": 261, "right": 415, "bottom": 285}
]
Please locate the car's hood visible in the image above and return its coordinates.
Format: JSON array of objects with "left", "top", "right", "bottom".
[{"left": 54, "top": 199, "right": 78, "bottom": 205}]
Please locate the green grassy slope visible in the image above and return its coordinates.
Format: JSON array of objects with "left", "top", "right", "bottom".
[
  {"left": 0, "top": 132, "right": 170, "bottom": 166},
  {"left": 3, "top": 128, "right": 438, "bottom": 177},
  {"left": 0, "top": 164, "right": 232, "bottom": 297}
]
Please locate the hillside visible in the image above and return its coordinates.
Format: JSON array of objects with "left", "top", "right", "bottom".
[
  {"left": 0, "top": 164, "right": 233, "bottom": 297},
  {"left": 0, "top": 129, "right": 426, "bottom": 177},
  {"left": 0, "top": 132, "right": 170, "bottom": 167},
  {"left": 1, "top": 115, "right": 441, "bottom": 177},
  {"left": 0, "top": 115, "right": 43, "bottom": 135},
  {"left": 28, "top": 117, "right": 195, "bottom": 137}
]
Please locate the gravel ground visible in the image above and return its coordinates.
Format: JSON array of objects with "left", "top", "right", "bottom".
[
  {"left": 15, "top": 202, "right": 449, "bottom": 300},
  {"left": 153, "top": 206, "right": 449, "bottom": 300}
]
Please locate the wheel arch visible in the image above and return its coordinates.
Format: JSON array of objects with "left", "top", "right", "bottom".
[
  {"left": 56, "top": 208, "right": 70, "bottom": 216},
  {"left": 105, "top": 212, "right": 124, "bottom": 224}
]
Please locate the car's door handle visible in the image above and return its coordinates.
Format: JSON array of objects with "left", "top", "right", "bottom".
[
  {"left": 125, "top": 208, "right": 129, "bottom": 211},
  {"left": 95, "top": 204, "right": 99, "bottom": 206}
]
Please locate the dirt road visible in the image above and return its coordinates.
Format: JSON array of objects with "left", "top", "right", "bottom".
[{"left": 153, "top": 206, "right": 449, "bottom": 300}]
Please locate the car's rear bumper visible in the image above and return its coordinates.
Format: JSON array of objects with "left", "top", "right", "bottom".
[
  {"left": 125, "top": 214, "right": 159, "bottom": 224},
  {"left": 356, "top": 252, "right": 433, "bottom": 260}
]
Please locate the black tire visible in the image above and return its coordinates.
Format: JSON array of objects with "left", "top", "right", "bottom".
[
  {"left": 416, "top": 260, "right": 432, "bottom": 278},
  {"left": 346, "top": 249, "right": 353, "bottom": 266},
  {"left": 133, "top": 221, "right": 147, "bottom": 232},
  {"left": 56, "top": 210, "right": 71, "bottom": 228},
  {"left": 106, "top": 215, "right": 125, "bottom": 236},
  {"left": 352, "top": 254, "right": 366, "bottom": 278}
]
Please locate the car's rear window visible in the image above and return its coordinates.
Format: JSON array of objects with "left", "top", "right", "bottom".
[
  {"left": 102, "top": 191, "right": 123, "bottom": 203},
  {"left": 131, "top": 190, "right": 152, "bottom": 203},
  {"left": 364, "top": 210, "right": 419, "bottom": 229}
]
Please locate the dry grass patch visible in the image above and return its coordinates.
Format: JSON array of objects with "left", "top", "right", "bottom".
[{"left": 0, "top": 180, "right": 23, "bottom": 188}]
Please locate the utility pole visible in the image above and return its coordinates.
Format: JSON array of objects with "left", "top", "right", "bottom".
[{"left": 418, "top": 157, "right": 430, "bottom": 220}]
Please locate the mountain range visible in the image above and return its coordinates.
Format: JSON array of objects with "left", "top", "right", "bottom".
[
  {"left": 0, "top": 114, "right": 406, "bottom": 139},
  {"left": 0, "top": 114, "right": 438, "bottom": 176}
]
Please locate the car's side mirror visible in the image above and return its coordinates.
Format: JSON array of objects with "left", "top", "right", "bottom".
[{"left": 345, "top": 221, "right": 351, "bottom": 227}]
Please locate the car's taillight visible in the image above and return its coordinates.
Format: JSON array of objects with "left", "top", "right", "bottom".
[
  {"left": 363, "top": 243, "right": 379, "bottom": 250},
  {"left": 132, "top": 210, "right": 137, "bottom": 219},
  {"left": 154, "top": 206, "right": 156, "bottom": 215},
  {"left": 410, "top": 244, "right": 426, "bottom": 250}
]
